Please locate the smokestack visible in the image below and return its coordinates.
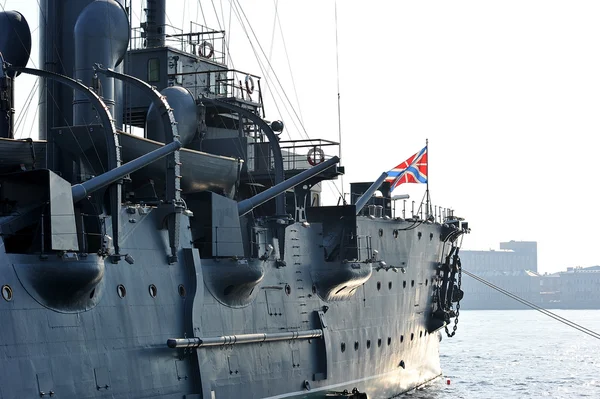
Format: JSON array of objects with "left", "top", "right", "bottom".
[
  {"left": 73, "top": 0, "right": 129, "bottom": 126},
  {"left": 39, "top": 0, "right": 126, "bottom": 137},
  {"left": 144, "top": 0, "right": 166, "bottom": 48}
]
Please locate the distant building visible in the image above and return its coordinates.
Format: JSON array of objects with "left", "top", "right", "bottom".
[
  {"left": 460, "top": 241, "right": 540, "bottom": 310},
  {"left": 459, "top": 241, "right": 600, "bottom": 310},
  {"left": 558, "top": 266, "right": 600, "bottom": 309},
  {"left": 463, "top": 240, "right": 537, "bottom": 274}
]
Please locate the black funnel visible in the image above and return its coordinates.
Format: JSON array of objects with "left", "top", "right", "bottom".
[{"left": 0, "top": 11, "right": 31, "bottom": 77}]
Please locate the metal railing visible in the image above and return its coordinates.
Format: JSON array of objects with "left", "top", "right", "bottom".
[
  {"left": 391, "top": 199, "right": 457, "bottom": 223},
  {"left": 130, "top": 22, "right": 227, "bottom": 65},
  {"left": 176, "top": 68, "right": 262, "bottom": 104},
  {"left": 356, "top": 195, "right": 459, "bottom": 224},
  {"left": 249, "top": 139, "right": 340, "bottom": 173}
]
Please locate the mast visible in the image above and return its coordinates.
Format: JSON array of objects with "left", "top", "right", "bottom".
[{"left": 334, "top": 0, "right": 345, "bottom": 203}]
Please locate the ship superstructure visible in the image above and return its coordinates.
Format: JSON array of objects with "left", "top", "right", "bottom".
[{"left": 0, "top": 1, "right": 468, "bottom": 398}]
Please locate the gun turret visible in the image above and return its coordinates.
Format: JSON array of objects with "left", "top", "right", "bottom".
[
  {"left": 72, "top": 140, "right": 182, "bottom": 202},
  {"left": 238, "top": 156, "right": 340, "bottom": 216}
]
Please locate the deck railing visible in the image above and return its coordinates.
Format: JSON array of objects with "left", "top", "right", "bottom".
[
  {"left": 358, "top": 195, "right": 460, "bottom": 224},
  {"left": 248, "top": 139, "right": 340, "bottom": 173},
  {"left": 130, "top": 22, "right": 227, "bottom": 65}
]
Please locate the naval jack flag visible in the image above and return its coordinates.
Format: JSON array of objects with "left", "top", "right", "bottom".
[{"left": 385, "top": 146, "right": 428, "bottom": 192}]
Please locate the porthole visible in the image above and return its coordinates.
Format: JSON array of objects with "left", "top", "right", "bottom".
[
  {"left": 367, "top": 340, "right": 371, "bottom": 349},
  {"left": 354, "top": 341, "right": 359, "bottom": 351},
  {"left": 403, "top": 281, "right": 407, "bottom": 288},
  {"left": 341, "top": 342, "right": 346, "bottom": 352},
  {"left": 378, "top": 229, "right": 384, "bottom": 237},
  {"left": 411, "top": 333, "right": 414, "bottom": 341},
  {"left": 117, "top": 284, "right": 126, "bottom": 298},
  {"left": 420, "top": 331, "right": 423, "bottom": 338},
  {"left": 411, "top": 280, "right": 415, "bottom": 287},
  {"left": 401, "top": 335, "right": 404, "bottom": 343},
  {"left": 89, "top": 288, "right": 96, "bottom": 299},
  {"left": 387, "top": 337, "right": 391, "bottom": 346},
  {"left": 149, "top": 284, "right": 157, "bottom": 298},
  {"left": 399, "top": 360, "right": 406, "bottom": 369},
  {"left": 425, "top": 279, "right": 428, "bottom": 286},
  {"left": 393, "top": 229, "right": 398, "bottom": 238},
  {"left": 388, "top": 282, "right": 392, "bottom": 290},
  {"left": 1, "top": 285, "right": 13, "bottom": 302},
  {"left": 417, "top": 232, "right": 422, "bottom": 239},
  {"left": 285, "top": 284, "right": 291, "bottom": 296},
  {"left": 376, "top": 282, "right": 381, "bottom": 291},
  {"left": 378, "top": 338, "right": 382, "bottom": 347},
  {"left": 178, "top": 284, "right": 187, "bottom": 297}
]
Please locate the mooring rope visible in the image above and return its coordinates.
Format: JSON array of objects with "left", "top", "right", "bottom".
[{"left": 463, "top": 269, "right": 600, "bottom": 340}]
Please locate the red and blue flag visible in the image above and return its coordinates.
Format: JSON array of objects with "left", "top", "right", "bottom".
[{"left": 385, "top": 146, "right": 428, "bottom": 191}]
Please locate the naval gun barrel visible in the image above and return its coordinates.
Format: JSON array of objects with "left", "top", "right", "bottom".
[
  {"left": 354, "top": 172, "right": 388, "bottom": 215},
  {"left": 72, "top": 140, "right": 182, "bottom": 202},
  {"left": 238, "top": 156, "right": 340, "bottom": 216}
]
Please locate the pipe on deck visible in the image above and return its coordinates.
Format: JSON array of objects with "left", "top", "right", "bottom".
[{"left": 167, "top": 329, "right": 323, "bottom": 349}]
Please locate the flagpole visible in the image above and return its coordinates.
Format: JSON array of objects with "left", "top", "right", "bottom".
[{"left": 426, "top": 138, "right": 430, "bottom": 220}]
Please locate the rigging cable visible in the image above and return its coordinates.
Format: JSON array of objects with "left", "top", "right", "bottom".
[
  {"left": 266, "top": 0, "right": 278, "bottom": 82},
  {"left": 269, "top": 0, "right": 304, "bottom": 125},
  {"left": 229, "top": 0, "right": 344, "bottom": 201},
  {"left": 209, "top": 0, "right": 222, "bottom": 31},
  {"left": 201, "top": 1, "right": 275, "bottom": 192},
  {"left": 211, "top": 2, "right": 344, "bottom": 203},
  {"left": 232, "top": 0, "right": 311, "bottom": 141},
  {"left": 334, "top": 0, "right": 344, "bottom": 203},
  {"left": 195, "top": 0, "right": 209, "bottom": 33},
  {"left": 228, "top": 0, "right": 300, "bottom": 143},
  {"left": 14, "top": 79, "right": 39, "bottom": 137},
  {"left": 219, "top": 0, "right": 227, "bottom": 42},
  {"left": 463, "top": 269, "right": 600, "bottom": 340},
  {"left": 26, "top": 91, "right": 40, "bottom": 142}
]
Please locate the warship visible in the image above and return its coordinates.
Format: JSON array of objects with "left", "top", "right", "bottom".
[{"left": 0, "top": 1, "right": 469, "bottom": 398}]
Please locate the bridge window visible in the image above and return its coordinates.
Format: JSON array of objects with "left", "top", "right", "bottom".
[{"left": 148, "top": 58, "right": 160, "bottom": 82}]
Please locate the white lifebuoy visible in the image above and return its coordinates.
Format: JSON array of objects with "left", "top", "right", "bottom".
[
  {"left": 245, "top": 75, "right": 255, "bottom": 94},
  {"left": 199, "top": 41, "right": 214, "bottom": 58},
  {"left": 307, "top": 147, "right": 325, "bottom": 166}
]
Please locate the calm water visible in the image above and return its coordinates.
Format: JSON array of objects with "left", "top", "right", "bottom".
[{"left": 408, "top": 310, "right": 600, "bottom": 399}]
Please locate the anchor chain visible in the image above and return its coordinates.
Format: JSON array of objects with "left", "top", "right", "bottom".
[{"left": 445, "top": 256, "right": 462, "bottom": 337}]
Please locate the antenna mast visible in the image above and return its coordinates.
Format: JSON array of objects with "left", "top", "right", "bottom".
[{"left": 334, "top": 0, "right": 345, "bottom": 203}]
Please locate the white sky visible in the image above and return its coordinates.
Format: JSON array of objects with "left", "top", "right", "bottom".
[{"left": 5, "top": 0, "right": 600, "bottom": 273}]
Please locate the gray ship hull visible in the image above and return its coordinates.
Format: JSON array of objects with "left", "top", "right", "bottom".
[{"left": 0, "top": 208, "right": 450, "bottom": 398}]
